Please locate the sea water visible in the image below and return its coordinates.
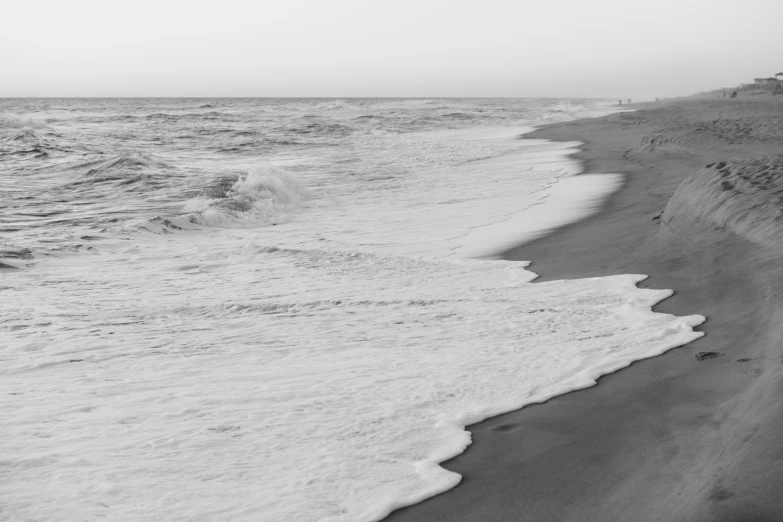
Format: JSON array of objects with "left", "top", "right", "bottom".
[{"left": 0, "top": 98, "right": 704, "bottom": 521}]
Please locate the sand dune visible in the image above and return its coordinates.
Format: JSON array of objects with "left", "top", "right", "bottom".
[{"left": 663, "top": 156, "right": 783, "bottom": 247}]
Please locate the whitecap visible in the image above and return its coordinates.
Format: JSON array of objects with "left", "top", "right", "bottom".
[{"left": 184, "top": 164, "right": 311, "bottom": 228}]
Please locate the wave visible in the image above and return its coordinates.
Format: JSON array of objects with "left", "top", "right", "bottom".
[
  {"left": 146, "top": 113, "right": 178, "bottom": 120},
  {"left": 183, "top": 164, "right": 311, "bottom": 228},
  {"left": 63, "top": 152, "right": 170, "bottom": 188},
  {"left": 145, "top": 111, "right": 236, "bottom": 122},
  {"left": 0, "top": 247, "right": 33, "bottom": 259},
  {"left": 440, "top": 112, "right": 475, "bottom": 119},
  {"left": 3, "top": 128, "right": 39, "bottom": 142},
  {"left": 0, "top": 246, "right": 33, "bottom": 270},
  {"left": 0, "top": 127, "right": 68, "bottom": 158},
  {"left": 83, "top": 152, "right": 170, "bottom": 173}
]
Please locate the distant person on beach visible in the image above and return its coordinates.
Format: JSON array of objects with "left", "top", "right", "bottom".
[{"left": 619, "top": 100, "right": 622, "bottom": 105}]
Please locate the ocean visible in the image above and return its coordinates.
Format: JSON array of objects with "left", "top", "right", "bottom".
[{"left": 0, "top": 98, "right": 705, "bottom": 521}]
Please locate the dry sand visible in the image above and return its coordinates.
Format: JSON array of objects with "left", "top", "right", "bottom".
[{"left": 386, "top": 94, "right": 783, "bottom": 521}]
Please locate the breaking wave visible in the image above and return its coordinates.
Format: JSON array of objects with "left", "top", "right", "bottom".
[{"left": 184, "top": 164, "right": 311, "bottom": 228}]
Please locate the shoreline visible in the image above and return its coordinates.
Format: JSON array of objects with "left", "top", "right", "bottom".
[
  {"left": 387, "top": 95, "right": 783, "bottom": 521},
  {"left": 421, "top": 125, "right": 625, "bottom": 259}
]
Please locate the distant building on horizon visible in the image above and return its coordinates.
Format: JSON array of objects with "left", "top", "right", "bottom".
[{"left": 754, "top": 77, "right": 779, "bottom": 86}]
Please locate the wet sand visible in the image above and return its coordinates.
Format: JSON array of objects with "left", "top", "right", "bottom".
[{"left": 386, "top": 95, "right": 783, "bottom": 521}]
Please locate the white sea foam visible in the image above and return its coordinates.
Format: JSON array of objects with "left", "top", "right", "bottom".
[
  {"left": 184, "top": 164, "right": 312, "bottom": 228},
  {"left": 221, "top": 126, "right": 620, "bottom": 260},
  {"left": 1, "top": 238, "right": 704, "bottom": 522},
  {"left": 0, "top": 99, "right": 702, "bottom": 522}
]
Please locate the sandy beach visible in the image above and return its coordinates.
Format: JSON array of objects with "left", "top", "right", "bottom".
[{"left": 386, "top": 94, "right": 783, "bottom": 521}]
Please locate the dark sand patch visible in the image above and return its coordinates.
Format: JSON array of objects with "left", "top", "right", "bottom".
[{"left": 386, "top": 96, "right": 783, "bottom": 522}]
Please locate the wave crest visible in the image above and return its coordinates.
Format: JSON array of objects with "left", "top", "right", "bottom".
[
  {"left": 184, "top": 165, "right": 311, "bottom": 228},
  {"left": 64, "top": 152, "right": 170, "bottom": 188},
  {"left": 84, "top": 152, "right": 170, "bottom": 173}
]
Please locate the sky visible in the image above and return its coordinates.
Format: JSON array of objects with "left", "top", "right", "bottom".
[{"left": 1, "top": 0, "right": 782, "bottom": 99}]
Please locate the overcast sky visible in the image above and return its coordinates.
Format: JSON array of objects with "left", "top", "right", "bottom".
[{"left": 2, "top": 0, "right": 781, "bottom": 99}]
